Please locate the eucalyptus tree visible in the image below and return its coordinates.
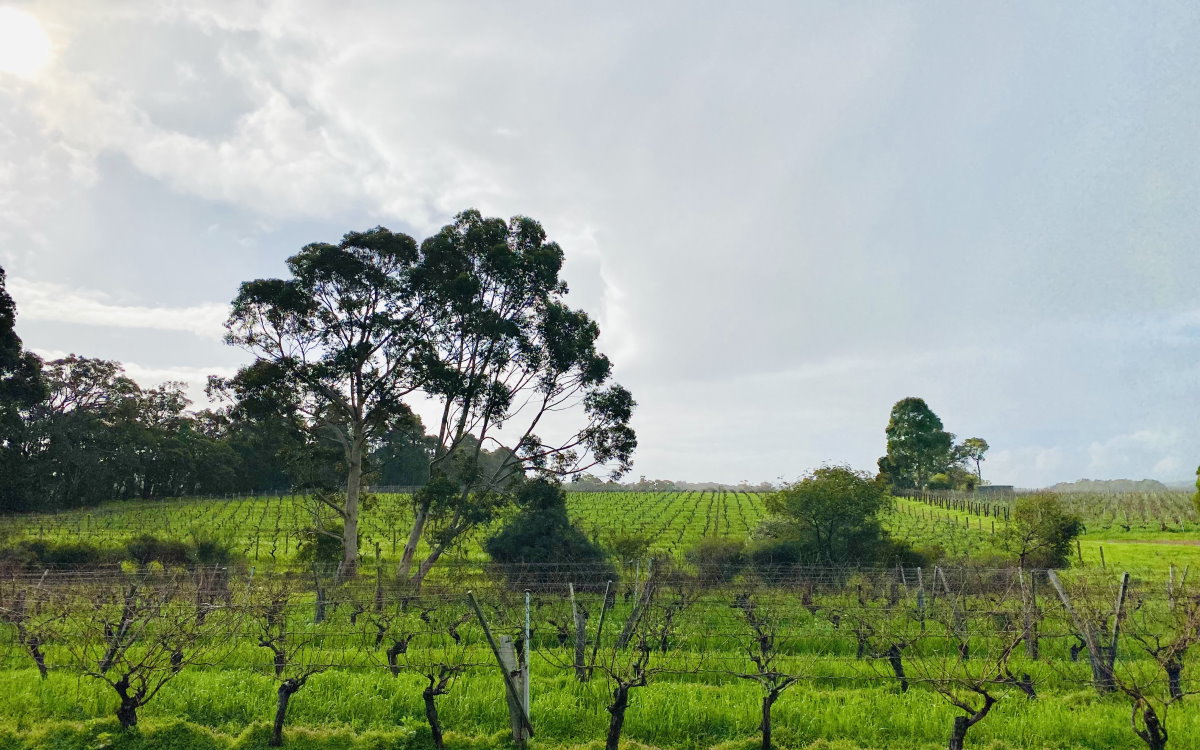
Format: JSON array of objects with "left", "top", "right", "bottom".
[
  {"left": 223, "top": 227, "right": 429, "bottom": 574},
  {"left": 878, "top": 397, "right": 955, "bottom": 491},
  {"left": 397, "top": 210, "right": 636, "bottom": 587},
  {"left": 0, "top": 265, "right": 46, "bottom": 513},
  {"left": 224, "top": 211, "right": 636, "bottom": 580}
]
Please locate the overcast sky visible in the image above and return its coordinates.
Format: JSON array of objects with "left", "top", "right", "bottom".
[{"left": 1, "top": 1, "right": 1198, "bottom": 488}]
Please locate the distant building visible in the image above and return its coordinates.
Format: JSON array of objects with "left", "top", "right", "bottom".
[{"left": 977, "top": 485, "right": 1014, "bottom": 496}]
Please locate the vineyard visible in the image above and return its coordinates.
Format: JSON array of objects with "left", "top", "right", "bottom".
[
  {"left": 1, "top": 490, "right": 1196, "bottom": 574},
  {"left": 0, "top": 491, "right": 1197, "bottom": 749},
  {"left": 0, "top": 562, "right": 1197, "bottom": 750}
]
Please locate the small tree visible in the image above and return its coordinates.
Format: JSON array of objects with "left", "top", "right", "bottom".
[
  {"left": 485, "top": 478, "right": 614, "bottom": 590},
  {"left": 907, "top": 602, "right": 1029, "bottom": 750},
  {"left": 374, "top": 601, "right": 477, "bottom": 750},
  {"left": 957, "top": 438, "right": 989, "bottom": 483},
  {"left": 1113, "top": 589, "right": 1200, "bottom": 750},
  {"left": 0, "top": 582, "right": 60, "bottom": 679},
  {"left": 1001, "top": 494, "right": 1083, "bottom": 568},
  {"left": 582, "top": 585, "right": 689, "bottom": 750},
  {"left": 756, "top": 465, "right": 892, "bottom": 564}
]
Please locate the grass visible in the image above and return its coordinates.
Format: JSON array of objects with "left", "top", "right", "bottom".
[{"left": 0, "top": 490, "right": 1197, "bottom": 749}]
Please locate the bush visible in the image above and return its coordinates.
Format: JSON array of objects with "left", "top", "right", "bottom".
[
  {"left": 126, "top": 535, "right": 192, "bottom": 567},
  {"left": 0, "top": 539, "right": 115, "bottom": 568},
  {"left": 295, "top": 523, "right": 345, "bottom": 567},
  {"left": 685, "top": 537, "right": 746, "bottom": 583},
  {"left": 486, "top": 479, "right": 615, "bottom": 590},
  {"left": 603, "top": 532, "right": 652, "bottom": 563},
  {"left": 1001, "top": 493, "right": 1083, "bottom": 568}
]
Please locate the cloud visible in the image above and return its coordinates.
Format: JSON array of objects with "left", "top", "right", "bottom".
[
  {"left": 10, "top": 277, "right": 227, "bottom": 339},
  {"left": 4, "top": 2, "right": 1200, "bottom": 487}
]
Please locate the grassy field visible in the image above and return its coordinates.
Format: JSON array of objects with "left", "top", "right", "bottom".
[{"left": 0, "top": 490, "right": 1197, "bottom": 749}]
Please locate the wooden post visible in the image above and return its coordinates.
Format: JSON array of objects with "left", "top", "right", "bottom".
[
  {"left": 569, "top": 583, "right": 587, "bottom": 681},
  {"left": 589, "top": 580, "right": 613, "bottom": 679},
  {"left": 915, "top": 567, "right": 926, "bottom": 631},
  {"left": 467, "top": 591, "right": 534, "bottom": 736},
  {"left": 1018, "top": 568, "right": 1038, "bottom": 659},
  {"left": 499, "top": 636, "right": 529, "bottom": 745},
  {"left": 312, "top": 563, "right": 326, "bottom": 624},
  {"left": 524, "top": 590, "right": 531, "bottom": 715},
  {"left": 1168, "top": 565, "right": 1176, "bottom": 611},
  {"left": 1106, "top": 572, "right": 1130, "bottom": 684},
  {"left": 1099, "top": 545, "right": 1106, "bottom": 570},
  {"left": 1047, "top": 571, "right": 1110, "bottom": 693}
]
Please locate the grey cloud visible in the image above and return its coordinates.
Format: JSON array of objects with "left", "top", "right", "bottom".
[{"left": 1, "top": 0, "right": 1198, "bottom": 486}]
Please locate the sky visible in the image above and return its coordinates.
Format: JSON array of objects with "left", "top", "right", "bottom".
[{"left": 1, "top": 1, "right": 1198, "bottom": 488}]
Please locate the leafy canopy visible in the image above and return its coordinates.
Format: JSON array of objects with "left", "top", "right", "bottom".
[{"left": 757, "top": 465, "right": 894, "bottom": 564}]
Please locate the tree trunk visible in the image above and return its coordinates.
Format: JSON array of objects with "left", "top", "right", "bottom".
[
  {"left": 1166, "top": 661, "right": 1182, "bottom": 701},
  {"left": 887, "top": 644, "right": 908, "bottom": 692},
  {"left": 1138, "top": 704, "right": 1168, "bottom": 750},
  {"left": 386, "top": 640, "right": 407, "bottom": 677},
  {"left": 342, "top": 437, "right": 363, "bottom": 576},
  {"left": 113, "top": 677, "right": 139, "bottom": 729},
  {"left": 606, "top": 684, "right": 631, "bottom": 750},
  {"left": 270, "top": 679, "right": 300, "bottom": 747},
  {"left": 948, "top": 716, "right": 968, "bottom": 750},
  {"left": 116, "top": 698, "right": 138, "bottom": 730},
  {"left": 398, "top": 502, "right": 430, "bottom": 578},
  {"left": 411, "top": 546, "right": 445, "bottom": 590},
  {"left": 424, "top": 687, "right": 445, "bottom": 750},
  {"left": 761, "top": 691, "right": 778, "bottom": 750}
]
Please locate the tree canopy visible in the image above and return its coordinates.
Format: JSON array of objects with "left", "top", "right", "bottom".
[
  {"left": 219, "top": 210, "right": 636, "bottom": 580},
  {"left": 0, "top": 266, "right": 46, "bottom": 512},
  {"left": 877, "top": 397, "right": 955, "bottom": 491},
  {"left": 755, "top": 465, "right": 898, "bottom": 564}
]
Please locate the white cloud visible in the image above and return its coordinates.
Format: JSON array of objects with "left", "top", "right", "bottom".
[{"left": 10, "top": 277, "right": 227, "bottom": 339}]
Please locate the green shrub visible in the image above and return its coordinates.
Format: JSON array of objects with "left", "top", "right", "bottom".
[
  {"left": 295, "top": 524, "right": 345, "bottom": 567},
  {"left": 486, "top": 479, "right": 615, "bottom": 590},
  {"left": 0, "top": 539, "right": 114, "bottom": 568},
  {"left": 684, "top": 537, "right": 745, "bottom": 583},
  {"left": 126, "top": 535, "right": 191, "bottom": 567}
]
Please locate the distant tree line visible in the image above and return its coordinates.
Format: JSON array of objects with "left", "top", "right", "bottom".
[
  {"left": 1, "top": 210, "right": 638, "bottom": 585},
  {"left": 0, "top": 326, "right": 438, "bottom": 513}
]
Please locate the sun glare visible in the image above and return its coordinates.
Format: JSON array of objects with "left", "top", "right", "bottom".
[{"left": 0, "top": 7, "right": 52, "bottom": 78}]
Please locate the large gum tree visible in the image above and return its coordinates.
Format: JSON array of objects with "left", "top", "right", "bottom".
[
  {"left": 224, "top": 211, "right": 636, "bottom": 580},
  {"left": 399, "top": 210, "right": 636, "bottom": 586},
  {"left": 223, "top": 228, "right": 429, "bottom": 575}
]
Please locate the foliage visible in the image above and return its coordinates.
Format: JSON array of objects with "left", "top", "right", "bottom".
[
  {"left": 684, "top": 537, "right": 745, "bottom": 583},
  {"left": 399, "top": 210, "right": 636, "bottom": 587},
  {"left": 221, "top": 212, "right": 637, "bottom": 581},
  {"left": 957, "top": 437, "right": 989, "bottom": 482},
  {"left": 757, "top": 466, "right": 894, "bottom": 564},
  {"left": 295, "top": 522, "right": 349, "bottom": 567},
  {"left": 126, "top": 535, "right": 192, "bottom": 567},
  {"left": 877, "top": 398, "right": 955, "bottom": 492},
  {"left": 485, "top": 479, "right": 613, "bottom": 587},
  {"left": 1000, "top": 492, "right": 1084, "bottom": 568},
  {"left": 0, "top": 539, "right": 116, "bottom": 568},
  {"left": 0, "top": 265, "right": 46, "bottom": 514}
]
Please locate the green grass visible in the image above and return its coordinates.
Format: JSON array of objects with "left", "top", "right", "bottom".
[{"left": 0, "top": 490, "right": 1197, "bottom": 749}]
